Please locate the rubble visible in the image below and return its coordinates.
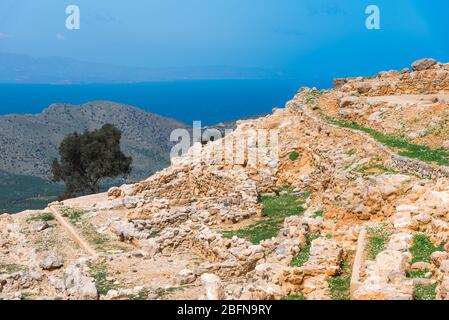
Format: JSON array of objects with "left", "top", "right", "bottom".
[{"left": 2, "top": 58, "right": 449, "bottom": 300}]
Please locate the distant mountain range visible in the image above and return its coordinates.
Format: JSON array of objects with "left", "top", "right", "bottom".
[{"left": 0, "top": 52, "right": 284, "bottom": 84}]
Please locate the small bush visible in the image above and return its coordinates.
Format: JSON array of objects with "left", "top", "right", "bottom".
[
  {"left": 312, "top": 210, "right": 324, "bottom": 218},
  {"left": 328, "top": 252, "right": 353, "bottom": 301},
  {"left": 27, "top": 213, "right": 55, "bottom": 222},
  {"left": 289, "top": 151, "right": 300, "bottom": 161},
  {"left": 328, "top": 273, "right": 351, "bottom": 300},
  {"left": 60, "top": 208, "right": 86, "bottom": 223}
]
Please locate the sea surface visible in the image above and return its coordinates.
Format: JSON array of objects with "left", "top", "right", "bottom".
[{"left": 0, "top": 79, "right": 321, "bottom": 125}]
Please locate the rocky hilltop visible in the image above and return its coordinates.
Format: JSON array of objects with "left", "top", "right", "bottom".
[{"left": 2, "top": 58, "right": 449, "bottom": 300}]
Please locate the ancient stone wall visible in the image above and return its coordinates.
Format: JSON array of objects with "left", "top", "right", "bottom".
[
  {"left": 387, "top": 155, "right": 449, "bottom": 180},
  {"left": 334, "top": 61, "right": 449, "bottom": 96}
]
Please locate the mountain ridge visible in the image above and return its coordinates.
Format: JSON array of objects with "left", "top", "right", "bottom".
[{"left": 0, "top": 52, "right": 283, "bottom": 84}]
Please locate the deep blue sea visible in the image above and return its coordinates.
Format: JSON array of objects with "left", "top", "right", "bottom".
[{"left": 0, "top": 79, "right": 317, "bottom": 125}]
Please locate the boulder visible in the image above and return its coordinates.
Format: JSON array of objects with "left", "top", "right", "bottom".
[
  {"left": 438, "top": 278, "right": 449, "bottom": 300},
  {"left": 29, "top": 271, "right": 44, "bottom": 281},
  {"left": 107, "top": 187, "right": 123, "bottom": 199},
  {"left": 49, "top": 275, "right": 65, "bottom": 292},
  {"left": 239, "top": 281, "right": 284, "bottom": 300},
  {"left": 431, "top": 251, "right": 449, "bottom": 267},
  {"left": 355, "top": 82, "right": 372, "bottom": 94},
  {"left": 333, "top": 78, "right": 348, "bottom": 89},
  {"left": 177, "top": 269, "right": 196, "bottom": 285},
  {"left": 40, "top": 253, "right": 64, "bottom": 271},
  {"left": 200, "top": 273, "right": 224, "bottom": 300},
  {"left": 411, "top": 58, "right": 437, "bottom": 71},
  {"left": 439, "top": 260, "right": 449, "bottom": 275},
  {"left": 64, "top": 267, "right": 98, "bottom": 300},
  {"left": 375, "top": 250, "right": 408, "bottom": 276},
  {"left": 31, "top": 221, "right": 49, "bottom": 232},
  {"left": 122, "top": 196, "right": 140, "bottom": 209},
  {"left": 442, "top": 141, "right": 449, "bottom": 150},
  {"left": 338, "top": 96, "right": 359, "bottom": 108},
  {"left": 110, "top": 219, "right": 149, "bottom": 241},
  {"left": 387, "top": 233, "right": 412, "bottom": 252}
]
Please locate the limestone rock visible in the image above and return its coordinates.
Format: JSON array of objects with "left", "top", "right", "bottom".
[
  {"left": 431, "top": 252, "right": 449, "bottom": 267},
  {"left": 200, "top": 273, "right": 224, "bottom": 300},
  {"left": 31, "top": 221, "right": 49, "bottom": 232},
  {"left": 411, "top": 58, "right": 437, "bottom": 71},
  {"left": 49, "top": 276, "right": 65, "bottom": 292},
  {"left": 442, "top": 140, "right": 449, "bottom": 150},
  {"left": 110, "top": 219, "right": 149, "bottom": 241},
  {"left": 177, "top": 269, "right": 196, "bottom": 285},
  {"left": 64, "top": 267, "right": 98, "bottom": 300},
  {"left": 438, "top": 278, "right": 449, "bottom": 300},
  {"left": 107, "top": 187, "right": 123, "bottom": 199},
  {"left": 40, "top": 253, "right": 64, "bottom": 271},
  {"left": 122, "top": 196, "right": 140, "bottom": 209},
  {"left": 410, "top": 262, "right": 432, "bottom": 271},
  {"left": 238, "top": 278, "right": 284, "bottom": 300},
  {"left": 338, "top": 96, "right": 359, "bottom": 108}
]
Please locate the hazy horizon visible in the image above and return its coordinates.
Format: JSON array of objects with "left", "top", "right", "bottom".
[{"left": 1, "top": 0, "right": 449, "bottom": 83}]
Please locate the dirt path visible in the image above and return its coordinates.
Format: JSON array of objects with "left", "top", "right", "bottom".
[
  {"left": 294, "top": 98, "right": 449, "bottom": 179},
  {"left": 366, "top": 93, "right": 449, "bottom": 105},
  {"left": 48, "top": 205, "right": 97, "bottom": 256}
]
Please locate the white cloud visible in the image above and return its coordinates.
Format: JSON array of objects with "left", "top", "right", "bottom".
[
  {"left": 0, "top": 32, "right": 11, "bottom": 39},
  {"left": 56, "top": 33, "right": 66, "bottom": 41}
]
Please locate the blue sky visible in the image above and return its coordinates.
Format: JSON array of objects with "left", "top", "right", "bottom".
[{"left": 0, "top": 0, "right": 448, "bottom": 81}]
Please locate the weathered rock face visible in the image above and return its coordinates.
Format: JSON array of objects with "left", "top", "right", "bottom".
[
  {"left": 412, "top": 58, "right": 438, "bottom": 72},
  {"left": 239, "top": 279, "right": 284, "bottom": 300},
  {"left": 302, "top": 238, "right": 343, "bottom": 277},
  {"left": 40, "top": 253, "right": 64, "bottom": 271},
  {"left": 110, "top": 219, "right": 151, "bottom": 241},
  {"left": 336, "top": 60, "right": 449, "bottom": 95},
  {"left": 177, "top": 269, "right": 196, "bottom": 285},
  {"left": 64, "top": 266, "right": 98, "bottom": 300},
  {"left": 353, "top": 250, "right": 414, "bottom": 300},
  {"left": 201, "top": 273, "right": 224, "bottom": 300},
  {"left": 31, "top": 221, "right": 49, "bottom": 233},
  {"left": 432, "top": 252, "right": 449, "bottom": 300}
]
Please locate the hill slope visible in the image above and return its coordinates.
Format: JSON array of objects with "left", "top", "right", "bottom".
[
  {"left": 2, "top": 59, "right": 449, "bottom": 301},
  {"left": 0, "top": 101, "right": 190, "bottom": 213},
  {"left": 0, "top": 101, "right": 189, "bottom": 180}
]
